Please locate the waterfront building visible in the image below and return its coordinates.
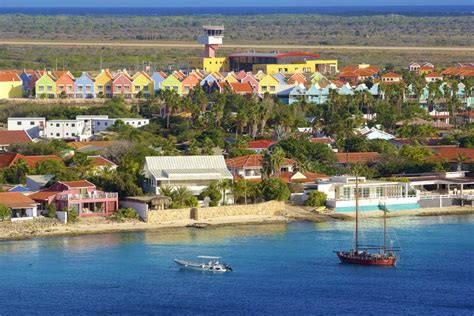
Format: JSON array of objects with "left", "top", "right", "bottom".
[
  {"left": 225, "top": 154, "right": 295, "bottom": 181},
  {"left": 94, "top": 69, "right": 113, "bottom": 98},
  {"left": 0, "top": 192, "right": 38, "bottom": 221},
  {"left": 35, "top": 72, "right": 57, "bottom": 98},
  {"left": 30, "top": 180, "right": 119, "bottom": 216},
  {"left": 0, "top": 131, "right": 32, "bottom": 151},
  {"left": 142, "top": 155, "right": 233, "bottom": 195},
  {"left": 0, "top": 72, "right": 23, "bottom": 99},
  {"left": 74, "top": 72, "right": 95, "bottom": 99},
  {"left": 132, "top": 71, "right": 154, "bottom": 99},
  {"left": 54, "top": 71, "right": 75, "bottom": 98},
  {"left": 316, "top": 175, "right": 419, "bottom": 212}
]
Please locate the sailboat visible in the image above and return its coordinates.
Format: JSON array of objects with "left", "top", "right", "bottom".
[{"left": 336, "top": 174, "right": 399, "bottom": 267}]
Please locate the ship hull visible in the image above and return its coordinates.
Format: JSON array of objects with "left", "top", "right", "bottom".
[{"left": 337, "top": 252, "right": 397, "bottom": 266}]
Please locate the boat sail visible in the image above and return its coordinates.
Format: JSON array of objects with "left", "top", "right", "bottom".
[{"left": 336, "top": 171, "right": 399, "bottom": 266}]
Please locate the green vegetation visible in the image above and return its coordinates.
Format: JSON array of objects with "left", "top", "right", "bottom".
[
  {"left": 111, "top": 207, "right": 140, "bottom": 222},
  {"left": 0, "top": 204, "right": 10, "bottom": 221},
  {"left": 47, "top": 204, "right": 56, "bottom": 219},
  {"left": 304, "top": 191, "right": 327, "bottom": 207},
  {"left": 0, "top": 14, "right": 471, "bottom": 46},
  {"left": 259, "top": 179, "right": 291, "bottom": 201}
]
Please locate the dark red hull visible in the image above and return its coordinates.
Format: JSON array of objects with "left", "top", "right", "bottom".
[{"left": 337, "top": 252, "right": 397, "bottom": 266}]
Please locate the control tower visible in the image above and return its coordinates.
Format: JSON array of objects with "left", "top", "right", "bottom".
[{"left": 197, "top": 25, "right": 224, "bottom": 58}]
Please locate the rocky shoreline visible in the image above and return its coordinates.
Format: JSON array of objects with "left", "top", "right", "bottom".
[{"left": 1, "top": 206, "right": 473, "bottom": 242}]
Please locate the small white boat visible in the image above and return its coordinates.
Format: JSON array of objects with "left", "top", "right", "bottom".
[{"left": 174, "top": 256, "right": 232, "bottom": 272}]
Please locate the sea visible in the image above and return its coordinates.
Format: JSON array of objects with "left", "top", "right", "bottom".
[
  {"left": 0, "top": 215, "right": 473, "bottom": 315},
  {"left": 0, "top": 6, "right": 472, "bottom": 17}
]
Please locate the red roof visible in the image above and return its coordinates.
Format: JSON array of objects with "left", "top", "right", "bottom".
[
  {"left": 59, "top": 180, "right": 95, "bottom": 188},
  {"left": 0, "top": 72, "right": 21, "bottom": 82},
  {"left": 310, "top": 137, "right": 333, "bottom": 145},
  {"left": 87, "top": 155, "right": 116, "bottom": 167},
  {"left": 0, "top": 130, "right": 32, "bottom": 146},
  {"left": 381, "top": 72, "right": 402, "bottom": 78},
  {"left": 336, "top": 152, "right": 381, "bottom": 164},
  {"left": 247, "top": 140, "right": 275, "bottom": 150},
  {"left": 0, "top": 192, "right": 37, "bottom": 208},
  {"left": 278, "top": 171, "right": 329, "bottom": 184},
  {"left": 431, "top": 147, "right": 474, "bottom": 163},
  {"left": 0, "top": 153, "right": 63, "bottom": 169},
  {"left": 425, "top": 72, "right": 442, "bottom": 78},
  {"left": 229, "top": 82, "right": 254, "bottom": 94},
  {"left": 29, "top": 190, "right": 61, "bottom": 201},
  {"left": 226, "top": 154, "right": 294, "bottom": 169}
]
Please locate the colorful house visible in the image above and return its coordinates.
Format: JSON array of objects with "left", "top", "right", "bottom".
[
  {"left": 200, "top": 73, "right": 220, "bottom": 86},
  {"left": 112, "top": 71, "right": 133, "bottom": 99},
  {"left": 0, "top": 72, "right": 23, "bottom": 99},
  {"left": 19, "top": 70, "right": 34, "bottom": 95},
  {"left": 0, "top": 192, "right": 38, "bottom": 221},
  {"left": 151, "top": 71, "right": 167, "bottom": 94},
  {"left": 258, "top": 74, "right": 280, "bottom": 95},
  {"left": 75, "top": 72, "right": 95, "bottom": 99},
  {"left": 35, "top": 72, "right": 57, "bottom": 99},
  {"left": 181, "top": 73, "right": 201, "bottom": 95},
  {"left": 161, "top": 74, "right": 183, "bottom": 96},
  {"left": 30, "top": 180, "right": 118, "bottom": 216},
  {"left": 132, "top": 71, "right": 154, "bottom": 98},
  {"left": 222, "top": 72, "right": 238, "bottom": 83},
  {"left": 54, "top": 71, "right": 75, "bottom": 98},
  {"left": 240, "top": 73, "right": 259, "bottom": 92},
  {"left": 94, "top": 69, "right": 113, "bottom": 98}
]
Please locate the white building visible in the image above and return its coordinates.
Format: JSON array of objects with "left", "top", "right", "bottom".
[
  {"left": 45, "top": 119, "right": 86, "bottom": 140},
  {"left": 7, "top": 117, "right": 46, "bottom": 138},
  {"left": 142, "top": 155, "right": 233, "bottom": 195},
  {"left": 9, "top": 115, "right": 150, "bottom": 141},
  {"left": 315, "top": 176, "right": 419, "bottom": 213}
]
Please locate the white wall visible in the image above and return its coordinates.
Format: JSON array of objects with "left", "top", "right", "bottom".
[
  {"left": 45, "top": 120, "right": 85, "bottom": 140},
  {"left": 8, "top": 117, "right": 46, "bottom": 138},
  {"left": 121, "top": 200, "right": 148, "bottom": 221}
]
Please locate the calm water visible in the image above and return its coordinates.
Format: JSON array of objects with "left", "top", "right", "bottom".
[
  {"left": 0, "top": 215, "right": 473, "bottom": 315},
  {"left": 0, "top": 6, "right": 473, "bottom": 16}
]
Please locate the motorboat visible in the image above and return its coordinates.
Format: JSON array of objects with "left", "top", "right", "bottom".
[{"left": 174, "top": 256, "right": 232, "bottom": 272}]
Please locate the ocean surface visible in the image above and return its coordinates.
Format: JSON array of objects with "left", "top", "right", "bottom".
[
  {"left": 0, "top": 215, "right": 473, "bottom": 315},
  {"left": 0, "top": 6, "right": 472, "bottom": 16}
]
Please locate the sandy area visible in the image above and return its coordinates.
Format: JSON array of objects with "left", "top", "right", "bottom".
[{"left": 1, "top": 206, "right": 473, "bottom": 241}]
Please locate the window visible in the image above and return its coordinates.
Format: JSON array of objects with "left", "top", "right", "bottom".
[
  {"left": 72, "top": 133, "right": 75, "bottom": 136},
  {"left": 56, "top": 123, "right": 60, "bottom": 127},
  {"left": 104, "top": 122, "right": 108, "bottom": 126},
  {"left": 173, "top": 86, "right": 178, "bottom": 92},
  {"left": 124, "top": 85, "right": 130, "bottom": 92},
  {"left": 38, "top": 86, "right": 44, "bottom": 92},
  {"left": 17, "top": 121, "right": 22, "bottom": 125},
  {"left": 58, "top": 85, "right": 64, "bottom": 91},
  {"left": 30, "top": 121, "right": 35, "bottom": 125},
  {"left": 86, "top": 85, "right": 91, "bottom": 92},
  {"left": 343, "top": 187, "right": 351, "bottom": 199},
  {"left": 135, "top": 85, "right": 140, "bottom": 90},
  {"left": 65, "top": 123, "right": 69, "bottom": 126},
  {"left": 262, "top": 86, "right": 267, "bottom": 92},
  {"left": 98, "top": 85, "right": 104, "bottom": 91},
  {"left": 270, "top": 86, "right": 276, "bottom": 92},
  {"left": 106, "top": 85, "right": 111, "bottom": 91},
  {"left": 56, "top": 133, "right": 60, "bottom": 137},
  {"left": 77, "top": 85, "right": 83, "bottom": 92},
  {"left": 66, "top": 133, "right": 69, "bottom": 136},
  {"left": 376, "top": 187, "right": 384, "bottom": 198},
  {"left": 47, "top": 86, "right": 52, "bottom": 92},
  {"left": 116, "top": 85, "right": 122, "bottom": 91},
  {"left": 71, "top": 123, "right": 75, "bottom": 127},
  {"left": 144, "top": 86, "right": 149, "bottom": 91},
  {"left": 97, "top": 122, "right": 100, "bottom": 126}
]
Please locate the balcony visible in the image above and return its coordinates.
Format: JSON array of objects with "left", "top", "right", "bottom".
[{"left": 56, "top": 192, "right": 118, "bottom": 201}]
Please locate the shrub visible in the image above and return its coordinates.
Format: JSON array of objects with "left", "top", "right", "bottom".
[
  {"left": 304, "top": 191, "right": 327, "bottom": 207},
  {"left": 47, "top": 204, "right": 57, "bottom": 218},
  {"left": 111, "top": 208, "right": 139, "bottom": 222},
  {"left": 0, "top": 204, "right": 10, "bottom": 221},
  {"left": 259, "top": 179, "right": 291, "bottom": 201},
  {"left": 66, "top": 207, "right": 78, "bottom": 223}
]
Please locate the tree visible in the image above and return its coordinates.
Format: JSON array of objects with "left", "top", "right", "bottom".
[
  {"left": 0, "top": 204, "right": 10, "bottom": 221},
  {"left": 171, "top": 186, "right": 197, "bottom": 209},
  {"left": 304, "top": 191, "right": 327, "bottom": 207},
  {"left": 47, "top": 203, "right": 57, "bottom": 218},
  {"left": 3, "top": 159, "right": 30, "bottom": 184},
  {"left": 456, "top": 153, "right": 467, "bottom": 171},
  {"left": 259, "top": 178, "right": 290, "bottom": 201},
  {"left": 35, "top": 160, "right": 65, "bottom": 175},
  {"left": 71, "top": 152, "right": 92, "bottom": 178},
  {"left": 218, "top": 179, "right": 232, "bottom": 205},
  {"left": 199, "top": 182, "right": 222, "bottom": 207},
  {"left": 262, "top": 147, "right": 285, "bottom": 178}
]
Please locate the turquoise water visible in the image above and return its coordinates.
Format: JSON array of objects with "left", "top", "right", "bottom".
[
  {"left": 336, "top": 203, "right": 420, "bottom": 212},
  {"left": 1, "top": 215, "right": 473, "bottom": 315}
]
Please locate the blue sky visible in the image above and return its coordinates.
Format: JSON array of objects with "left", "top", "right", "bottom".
[{"left": 2, "top": 0, "right": 473, "bottom": 7}]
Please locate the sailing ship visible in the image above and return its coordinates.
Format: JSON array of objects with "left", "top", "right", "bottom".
[{"left": 336, "top": 174, "right": 399, "bottom": 266}]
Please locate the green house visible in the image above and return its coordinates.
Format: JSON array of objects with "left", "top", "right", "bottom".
[
  {"left": 35, "top": 73, "right": 57, "bottom": 99},
  {"left": 160, "top": 74, "right": 182, "bottom": 96}
]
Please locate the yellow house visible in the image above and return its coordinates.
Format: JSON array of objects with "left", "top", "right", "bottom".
[
  {"left": 258, "top": 74, "right": 280, "bottom": 95},
  {"left": 222, "top": 72, "right": 238, "bottom": 83},
  {"left": 95, "top": 69, "right": 113, "bottom": 98},
  {"left": 132, "top": 71, "right": 154, "bottom": 98},
  {"left": 189, "top": 57, "right": 230, "bottom": 73},
  {"left": 0, "top": 72, "right": 23, "bottom": 99},
  {"left": 253, "top": 59, "right": 338, "bottom": 76}
]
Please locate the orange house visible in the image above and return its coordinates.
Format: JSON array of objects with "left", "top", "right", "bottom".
[
  {"left": 54, "top": 71, "right": 75, "bottom": 98},
  {"left": 181, "top": 73, "right": 201, "bottom": 95}
]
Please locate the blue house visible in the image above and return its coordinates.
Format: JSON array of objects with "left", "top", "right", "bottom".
[
  {"left": 74, "top": 72, "right": 95, "bottom": 99},
  {"left": 337, "top": 84, "right": 354, "bottom": 96},
  {"left": 272, "top": 73, "right": 287, "bottom": 85},
  {"left": 200, "top": 73, "right": 219, "bottom": 86},
  {"left": 19, "top": 70, "right": 32, "bottom": 95},
  {"left": 307, "top": 84, "right": 329, "bottom": 104},
  {"left": 151, "top": 71, "right": 167, "bottom": 94},
  {"left": 8, "top": 185, "right": 31, "bottom": 193}
]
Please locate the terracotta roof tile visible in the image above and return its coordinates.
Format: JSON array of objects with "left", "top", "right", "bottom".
[
  {"left": 87, "top": 155, "right": 116, "bottom": 167},
  {"left": 0, "top": 192, "right": 37, "bottom": 208},
  {"left": 336, "top": 152, "right": 381, "bottom": 164},
  {"left": 29, "top": 190, "right": 61, "bottom": 201},
  {"left": 0, "top": 130, "right": 32, "bottom": 146},
  {"left": 59, "top": 180, "right": 95, "bottom": 188},
  {"left": 226, "top": 154, "right": 294, "bottom": 169},
  {"left": 246, "top": 140, "right": 275, "bottom": 149}
]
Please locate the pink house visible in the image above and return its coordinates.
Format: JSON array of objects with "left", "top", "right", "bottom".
[
  {"left": 29, "top": 180, "right": 118, "bottom": 217},
  {"left": 240, "top": 73, "right": 259, "bottom": 92},
  {"left": 112, "top": 71, "right": 133, "bottom": 99}
]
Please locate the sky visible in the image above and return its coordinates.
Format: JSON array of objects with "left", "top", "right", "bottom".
[{"left": 1, "top": 0, "right": 473, "bottom": 7}]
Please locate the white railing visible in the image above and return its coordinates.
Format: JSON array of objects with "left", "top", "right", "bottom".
[
  {"left": 330, "top": 195, "right": 417, "bottom": 202},
  {"left": 56, "top": 192, "right": 118, "bottom": 201}
]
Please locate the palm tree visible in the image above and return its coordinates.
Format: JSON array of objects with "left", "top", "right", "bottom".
[
  {"left": 173, "top": 186, "right": 194, "bottom": 208},
  {"left": 258, "top": 94, "right": 275, "bottom": 136},
  {"left": 159, "top": 185, "right": 175, "bottom": 197},
  {"left": 218, "top": 179, "right": 232, "bottom": 205},
  {"left": 456, "top": 153, "right": 467, "bottom": 171},
  {"left": 262, "top": 147, "right": 286, "bottom": 178}
]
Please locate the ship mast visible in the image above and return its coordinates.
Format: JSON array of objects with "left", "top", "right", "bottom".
[{"left": 355, "top": 173, "right": 359, "bottom": 253}]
